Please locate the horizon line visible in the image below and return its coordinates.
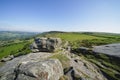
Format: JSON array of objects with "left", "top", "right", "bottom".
[{"left": 0, "top": 30, "right": 120, "bottom": 34}]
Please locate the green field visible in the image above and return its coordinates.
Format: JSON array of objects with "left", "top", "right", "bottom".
[
  {"left": 41, "top": 32, "right": 105, "bottom": 41},
  {"left": 39, "top": 32, "right": 120, "bottom": 48},
  {"left": 0, "top": 31, "right": 36, "bottom": 59},
  {"left": 0, "top": 41, "right": 31, "bottom": 59}
]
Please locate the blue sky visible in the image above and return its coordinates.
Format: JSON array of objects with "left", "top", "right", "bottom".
[{"left": 0, "top": 0, "right": 120, "bottom": 33}]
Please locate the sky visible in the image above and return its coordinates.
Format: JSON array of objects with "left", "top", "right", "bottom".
[{"left": 0, "top": 0, "right": 120, "bottom": 33}]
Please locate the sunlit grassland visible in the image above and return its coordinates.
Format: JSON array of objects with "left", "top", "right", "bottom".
[
  {"left": 49, "top": 53, "right": 70, "bottom": 68},
  {"left": 0, "top": 41, "right": 31, "bottom": 59},
  {"left": 43, "top": 32, "right": 105, "bottom": 41}
]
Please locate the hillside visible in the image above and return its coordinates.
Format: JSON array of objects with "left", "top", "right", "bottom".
[
  {"left": 0, "top": 31, "right": 120, "bottom": 80},
  {"left": 0, "top": 31, "right": 37, "bottom": 41},
  {"left": 37, "top": 31, "right": 120, "bottom": 80},
  {"left": 0, "top": 31, "right": 38, "bottom": 60},
  {"left": 38, "top": 31, "right": 120, "bottom": 48}
]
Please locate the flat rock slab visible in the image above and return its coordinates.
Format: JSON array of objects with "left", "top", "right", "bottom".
[
  {"left": 0, "top": 52, "right": 52, "bottom": 74},
  {"left": 0, "top": 52, "right": 63, "bottom": 80},
  {"left": 93, "top": 43, "right": 120, "bottom": 57}
]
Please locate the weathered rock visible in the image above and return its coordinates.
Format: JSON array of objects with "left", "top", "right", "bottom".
[
  {"left": 1, "top": 55, "right": 14, "bottom": 62},
  {"left": 64, "top": 54, "right": 107, "bottom": 80},
  {"left": 31, "top": 37, "right": 62, "bottom": 52},
  {"left": 0, "top": 52, "right": 63, "bottom": 80},
  {"left": 93, "top": 43, "right": 120, "bottom": 57}
]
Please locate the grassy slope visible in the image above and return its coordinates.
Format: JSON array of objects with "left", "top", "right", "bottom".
[
  {"left": 82, "top": 32, "right": 120, "bottom": 46},
  {"left": 49, "top": 53, "right": 70, "bottom": 68},
  {"left": 84, "top": 32, "right": 120, "bottom": 39},
  {"left": 38, "top": 32, "right": 120, "bottom": 48},
  {"left": 0, "top": 31, "right": 36, "bottom": 59},
  {"left": 0, "top": 41, "right": 31, "bottom": 59},
  {"left": 0, "top": 43, "right": 25, "bottom": 59},
  {"left": 41, "top": 32, "right": 105, "bottom": 41},
  {"left": 39, "top": 31, "right": 120, "bottom": 80},
  {"left": 0, "top": 31, "right": 120, "bottom": 79}
]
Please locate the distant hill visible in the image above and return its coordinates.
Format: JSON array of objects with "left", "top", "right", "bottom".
[{"left": 0, "top": 31, "right": 38, "bottom": 41}]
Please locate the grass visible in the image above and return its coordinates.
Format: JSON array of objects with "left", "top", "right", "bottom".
[
  {"left": 49, "top": 53, "right": 70, "bottom": 68},
  {"left": 0, "top": 31, "right": 120, "bottom": 80},
  {"left": 78, "top": 52, "right": 120, "bottom": 80},
  {"left": 59, "top": 75, "right": 69, "bottom": 80},
  {"left": 0, "top": 40, "right": 23, "bottom": 47},
  {"left": 100, "top": 68, "right": 117, "bottom": 80},
  {"left": 0, "top": 31, "right": 36, "bottom": 59},
  {"left": 38, "top": 32, "right": 120, "bottom": 48},
  {"left": 42, "top": 32, "right": 105, "bottom": 41},
  {"left": 84, "top": 32, "right": 120, "bottom": 39},
  {"left": 38, "top": 32, "right": 107, "bottom": 48},
  {"left": 0, "top": 41, "right": 31, "bottom": 59}
]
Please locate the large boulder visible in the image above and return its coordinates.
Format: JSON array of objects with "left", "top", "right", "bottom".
[
  {"left": 0, "top": 52, "right": 63, "bottom": 80},
  {"left": 93, "top": 43, "right": 120, "bottom": 57},
  {"left": 31, "top": 37, "right": 62, "bottom": 52}
]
